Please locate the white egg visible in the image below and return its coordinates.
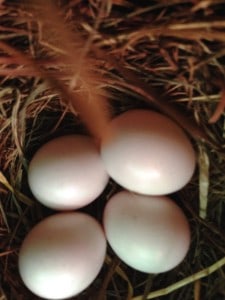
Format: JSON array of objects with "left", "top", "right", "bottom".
[
  {"left": 28, "top": 135, "right": 109, "bottom": 210},
  {"left": 100, "top": 109, "right": 196, "bottom": 195},
  {"left": 19, "top": 212, "right": 106, "bottom": 299},
  {"left": 103, "top": 191, "right": 190, "bottom": 273}
]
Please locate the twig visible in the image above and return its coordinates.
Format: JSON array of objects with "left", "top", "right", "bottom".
[{"left": 132, "top": 257, "right": 225, "bottom": 300}]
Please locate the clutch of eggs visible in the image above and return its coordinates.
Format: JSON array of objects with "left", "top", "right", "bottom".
[
  {"left": 28, "top": 135, "right": 109, "bottom": 210},
  {"left": 22, "top": 109, "right": 195, "bottom": 300},
  {"left": 100, "top": 109, "right": 196, "bottom": 195},
  {"left": 18, "top": 212, "right": 106, "bottom": 299},
  {"left": 103, "top": 191, "right": 191, "bottom": 273}
]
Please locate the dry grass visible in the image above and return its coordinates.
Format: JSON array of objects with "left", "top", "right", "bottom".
[{"left": 0, "top": 0, "right": 225, "bottom": 299}]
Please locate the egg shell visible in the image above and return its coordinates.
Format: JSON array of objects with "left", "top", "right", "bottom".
[
  {"left": 28, "top": 135, "right": 109, "bottom": 210},
  {"left": 103, "top": 191, "right": 191, "bottom": 273},
  {"left": 19, "top": 212, "right": 106, "bottom": 299},
  {"left": 100, "top": 109, "right": 196, "bottom": 195}
]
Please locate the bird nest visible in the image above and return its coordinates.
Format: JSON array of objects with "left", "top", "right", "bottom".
[{"left": 0, "top": 1, "right": 225, "bottom": 299}]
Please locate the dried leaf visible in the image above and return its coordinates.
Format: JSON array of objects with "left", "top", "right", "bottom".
[
  {"left": 198, "top": 143, "right": 210, "bottom": 219},
  {"left": 0, "top": 171, "right": 13, "bottom": 192}
]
